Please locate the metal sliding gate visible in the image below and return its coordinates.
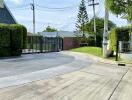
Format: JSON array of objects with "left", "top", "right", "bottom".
[{"left": 23, "top": 36, "right": 63, "bottom": 54}]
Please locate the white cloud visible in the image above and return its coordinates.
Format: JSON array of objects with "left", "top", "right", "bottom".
[{"left": 9, "top": 0, "right": 23, "bottom": 5}]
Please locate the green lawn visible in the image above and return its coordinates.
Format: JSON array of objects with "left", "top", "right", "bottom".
[
  {"left": 70, "top": 46, "right": 116, "bottom": 61},
  {"left": 70, "top": 47, "right": 103, "bottom": 57}
]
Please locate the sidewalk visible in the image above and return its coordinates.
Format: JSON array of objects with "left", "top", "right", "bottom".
[{"left": 0, "top": 63, "right": 132, "bottom": 100}]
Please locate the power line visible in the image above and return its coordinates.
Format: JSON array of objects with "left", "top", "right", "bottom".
[{"left": 8, "top": 1, "right": 100, "bottom": 12}]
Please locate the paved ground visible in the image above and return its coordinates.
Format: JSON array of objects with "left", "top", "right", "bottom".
[
  {"left": 0, "top": 52, "right": 132, "bottom": 100},
  {"left": 0, "top": 52, "right": 92, "bottom": 88},
  {"left": 0, "top": 53, "right": 75, "bottom": 78}
]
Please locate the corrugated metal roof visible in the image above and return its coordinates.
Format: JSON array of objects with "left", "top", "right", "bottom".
[
  {"left": 39, "top": 31, "right": 92, "bottom": 38},
  {"left": 40, "top": 31, "right": 77, "bottom": 37}
]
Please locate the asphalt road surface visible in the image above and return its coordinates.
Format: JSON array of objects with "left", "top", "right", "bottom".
[
  {"left": 0, "top": 52, "right": 92, "bottom": 88},
  {"left": 0, "top": 52, "right": 132, "bottom": 100}
]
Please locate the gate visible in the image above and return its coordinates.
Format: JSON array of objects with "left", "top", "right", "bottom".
[
  {"left": 118, "top": 41, "right": 132, "bottom": 65},
  {"left": 22, "top": 36, "right": 63, "bottom": 54}
]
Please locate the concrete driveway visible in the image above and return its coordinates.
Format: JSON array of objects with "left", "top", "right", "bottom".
[
  {"left": 0, "top": 52, "right": 132, "bottom": 100},
  {"left": 0, "top": 52, "right": 92, "bottom": 88}
]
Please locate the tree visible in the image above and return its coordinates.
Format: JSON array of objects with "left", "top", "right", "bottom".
[
  {"left": 43, "top": 26, "right": 57, "bottom": 32},
  {"left": 83, "top": 17, "right": 116, "bottom": 46},
  {"left": 105, "top": 0, "right": 132, "bottom": 21},
  {"left": 105, "top": 0, "right": 132, "bottom": 59},
  {"left": 84, "top": 17, "right": 116, "bottom": 36},
  {"left": 76, "top": 0, "right": 89, "bottom": 36}
]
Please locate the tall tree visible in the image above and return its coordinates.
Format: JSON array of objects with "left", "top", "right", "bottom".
[
  {"left": 76, "top": 0, "right": 89, "bottom": 36},
  {"left": 83, "top": 17, "right": 116, "bottom": 47},
  {"left": 84, "top": 17, "right": 116, "bottom": 36},
  {"left": 105, "top": 0, "right": 132, "bottom": 21}
]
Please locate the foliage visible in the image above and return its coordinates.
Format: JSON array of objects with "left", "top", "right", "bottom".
[
  {"left": 109, "top": 27, "right": 130, "bottom": 51},
  {"left": 43, "top": 26, "right": 57, "bottom": 32},
  {"left": 0, "top": 24, "right": 11, "bottom": 57},
  {"left": 21, "top": 25, "right": 27, "bottom": 49},
  {"left": 87, "top": 36, "right": 95, "bottom": 46},
  {"left": 84, "top": 17, "right": 116, "bottom": 37},
  {"left": 9, "top": 24, "right": 24, "bottom": 56},
  {"left": 83, "top": 17, "right": 116, "bottom": 47},
  {"left": 71, "top": 46, "right": 117, "bottom": 60},
  {"left": 0, "top": 24, "right": 27, "bottom": 57},
  {"left": 70, "top": 47, "right": 102, "bottom": 57},
  {"left": 105, "top": 0, "right": 132, "bottom": 21},
  {"left": 76, "top": 0, "right": 89, "bottom": 33}
]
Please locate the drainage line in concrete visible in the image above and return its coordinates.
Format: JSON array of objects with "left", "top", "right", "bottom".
[{"left": 107, "top": 70, "right": 128, "bottom": 100}]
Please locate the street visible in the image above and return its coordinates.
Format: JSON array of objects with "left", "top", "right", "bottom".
[
  {"left": 0, "top": 52, "right": 92, "bottom": 88},
  {"left": 0, "top": 52, "right": 131, "bottom": 100}
]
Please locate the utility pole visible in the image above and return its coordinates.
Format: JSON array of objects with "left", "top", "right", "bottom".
[
  {"left": 30, "top": 0, "right": 35, "bottom": 34},
  {"left": 103, "top": 4, "right": 109, "bottom": 58},
  {"left": 88, "top": 0, "right": 99, "bottom": 45}
]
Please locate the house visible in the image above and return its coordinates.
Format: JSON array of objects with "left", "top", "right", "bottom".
[{"left": 0, "top": 0, "right": 16, "bottom": 24}]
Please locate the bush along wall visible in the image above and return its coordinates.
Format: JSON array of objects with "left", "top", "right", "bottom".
[
  {"left": 0, "top": 24, "right": 11, "bottom": 57},
  {"left": 21, "top": 25, "right": 27, "bottom": 49},
  {"left": 0, "top": 24, "right": 27, "bottom": 57},
  {"left": 109, "top": 27, "right": 130, "bottom": 52}
]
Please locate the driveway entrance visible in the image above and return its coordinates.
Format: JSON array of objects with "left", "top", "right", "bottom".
[
  {"left": 0, "top": 52, "right": 92, "bottom": 88},
  {"left": 0, "top": 52, "right": 131, "bottom": 100}
]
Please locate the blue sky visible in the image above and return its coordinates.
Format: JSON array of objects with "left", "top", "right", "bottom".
[{"left": 5, "top": 0, "right": 127, "bottom": 33}]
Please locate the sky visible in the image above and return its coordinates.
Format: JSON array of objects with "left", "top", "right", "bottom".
[{"left": 4, "top": 0, "right": 128, "bottom": 33}]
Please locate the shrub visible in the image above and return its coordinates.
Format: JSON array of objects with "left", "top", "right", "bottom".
[
  {"left": 0, "top": 24, "right": 27, "bottom": 57},
  {"left": 96, "top": 34, "right": 102, "bottom": 47},
  {"left": 109, "top": 27, "right": 130, "bottom": 52},
  {"left": 9, "top": 24, "right": 24, "bottom": 56},
  {"left": 0, "top": 24, "right": 11, "bottom": 57},
  {"left": 21, "top": 25, "right": 27, "bottom": 49},
  {"left": 87, "top": 36, "right": 95, "bottom": 46}
]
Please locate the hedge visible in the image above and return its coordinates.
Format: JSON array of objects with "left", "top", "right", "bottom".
[
  {"left": 10, "top": 24, "right": 24, "bottom": 56},
  {"left": 0, "top": 24, "right": 27, "bottom": 57},
  {"left": 21, "top": 25, "right": 27, "bottom": 49},
  {"left": 109, "top": 27, "right": 130, "bottom": 51},
  {"left": 0, "top": 24, "right": 11, "bottom": 57}
]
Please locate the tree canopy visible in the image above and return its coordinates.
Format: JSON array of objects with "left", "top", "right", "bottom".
[
  {"left": 43, "top": 26, "right": 57, "bottom": 32},
  {"left": 83, "top": 17, "right": 116, "bottom": 37},
  {"left": 105, "top": 0, "right": 132, "bottom": 21}
]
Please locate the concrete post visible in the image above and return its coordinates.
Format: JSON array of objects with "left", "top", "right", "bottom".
[{"left": 103, "top": 6, "right": 109, "bottom": 58}]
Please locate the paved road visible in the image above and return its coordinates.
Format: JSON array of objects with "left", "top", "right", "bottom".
[
  {"left": 0, "top": 52, "right": 92, "bottom": 88},
  {"left": 0, "top": 58, "right": 131, "bottom": 100},
  {"left": 0, "top": 52, "right": 132, "bottom": 100},
  {"left": 0, "top": 53, "right": 75, "bottom": 78}
]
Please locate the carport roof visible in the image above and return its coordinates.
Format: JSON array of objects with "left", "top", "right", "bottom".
[{"left": 40, "top": 31, "right": 77, "bottom": 38}]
